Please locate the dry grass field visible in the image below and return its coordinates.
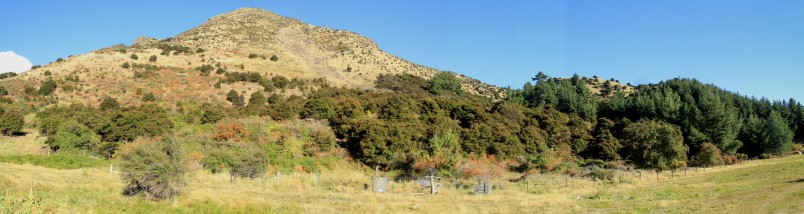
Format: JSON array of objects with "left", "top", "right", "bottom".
[{"left": 1, "top": 129, "right": 802, "bottom": 214}]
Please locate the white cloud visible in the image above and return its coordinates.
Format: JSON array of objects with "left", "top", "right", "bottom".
[{"left": 0, "top": 51, "right": 34, "bottom": 73}]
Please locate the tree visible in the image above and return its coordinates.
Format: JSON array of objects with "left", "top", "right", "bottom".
[
  {"left": 532, "top": 71, "right": 549, "bottom": 83},
  {"left": 38, "top": 79, "right": 57, "bottom": 96},
  {"left": 100, "top": 96, "right": 120, "bottom": 111},
  {"left": 141, "top": 92, "right": 156, "bottom": 102},
  {"left": 119, "top": 137, "right": 186, "bottom": 200},
  {"left": 765, "top": 111, "right": 794, "bottom": 155},
  {"left": 0, "top": 109, "right": 24, "bottom": 135},
  {"left": 427, "top": 71, "right": 463, "bottom": 96},
  {"left": 693, "top": 142, "right": 724, "bottom": 167},
  {"left": 621, "top": 119, "right": 688, "bottom": 170},
  {"left": 149, "top": 55, "right": 157, "bottom": 62},
  {"left": 130, "top": 54, "right": 138, "bottom": 60}
]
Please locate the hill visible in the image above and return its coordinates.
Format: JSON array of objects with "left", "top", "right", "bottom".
[{"left": 0, "top": 8, "right": 504, "bottom": 107}]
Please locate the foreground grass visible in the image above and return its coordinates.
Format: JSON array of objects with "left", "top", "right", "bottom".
[
  {"left": 1, "top": 155, "right": 802, "bottom": 213},
  {"left": 582, "top": 155, "right": 804, "bottom": 213}
]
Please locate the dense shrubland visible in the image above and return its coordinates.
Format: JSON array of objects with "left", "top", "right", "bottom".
[{"left": 21, "top": 71, "right": 804, "bottom": 200}]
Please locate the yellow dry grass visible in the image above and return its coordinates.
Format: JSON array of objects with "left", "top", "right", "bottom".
[{"left": 1, "top": 133, "right": 802, "bottom": 214}]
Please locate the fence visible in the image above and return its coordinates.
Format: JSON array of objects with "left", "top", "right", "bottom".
[{"left": 102, "top": 163, "right": 724, "bottom": 196}]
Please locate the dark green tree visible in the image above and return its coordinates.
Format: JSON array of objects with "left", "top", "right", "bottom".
[
  {"left": 621, "top": 119, "right": 688, "bottom": 170},
  {"left": 427, "top": 71, "right": 463, "bottom": 96}
]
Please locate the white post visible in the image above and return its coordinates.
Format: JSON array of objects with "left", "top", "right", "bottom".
[{"left": 109, "top": 164, "right": 113, "bottom": 176}]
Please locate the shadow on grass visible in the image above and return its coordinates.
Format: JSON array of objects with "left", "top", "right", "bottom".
[
  {"left": 9, "top": 131, "right": 29, "bottom": 137},
  {"left": 786, "top": 178, "right": 804, "bottom": 183}
]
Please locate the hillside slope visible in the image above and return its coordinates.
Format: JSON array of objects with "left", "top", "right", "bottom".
[{"left": 0, "top": 8, "right": 503, "bottom": 107}]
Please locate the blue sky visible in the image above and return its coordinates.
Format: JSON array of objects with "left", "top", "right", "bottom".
[{"left": 1, "top": 0, "right": 802, "bottom": 102}]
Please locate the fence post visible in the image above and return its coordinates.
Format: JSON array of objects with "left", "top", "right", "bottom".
[
  {"left": 276, "top": 172, "right": 280, "bottom": 185},
  {"left": 526, "top": 179, "right": 530, "bottom": 192},
  {"left": 639, "top": 170, "right": 642, "bottom": 180},
  {"left": 109, "top": 164, "right": 113, "bottom": 176}
]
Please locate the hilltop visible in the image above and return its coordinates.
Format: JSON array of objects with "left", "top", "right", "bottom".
[{"left": 0, "top": 8, "right": 504, "bottom": 107}]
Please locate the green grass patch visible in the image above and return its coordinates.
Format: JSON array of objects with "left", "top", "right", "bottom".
[{"left": 0, "top": 153, "right": 109, "bottom": 169}]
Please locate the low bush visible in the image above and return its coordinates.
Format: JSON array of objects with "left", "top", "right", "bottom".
[{"left": 119, "top": 137, "right": 186, "bottom": 200}]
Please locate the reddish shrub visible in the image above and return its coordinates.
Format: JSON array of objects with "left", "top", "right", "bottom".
[{"left": 213, "top": 122, "right": 249, "bottom": 142}]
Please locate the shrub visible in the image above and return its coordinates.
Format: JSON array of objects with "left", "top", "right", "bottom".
[
  {"left": 100, "top": 96, "right": 120, "bottom": 110},
  {"left": 248, "top": 53, "right": 259, "bottom": 59},
  {"left": 141, "top": 92, "right": 156, "bottom": 102},
  {"left": 272, "top": 75, "right": 289, "bottom": 88},
  {"left": 200, "top": 103, "right": 224, "bottom": 124},
  {"left": 56, "top": 58, "right": 64, "bottom": 62},
  {"left": 226, "top": 90, "right": 238, "bottom": 104},
  {"left": 121, "top": 62, "right": 130, "bottom": 69},
  {"left": 38, "top": 79, "right": 57, "bottom": 96},
  {"left": 0, "top": 109, "right": 24, "bottom": 136},
  {"left": 270, "top": 55, "right": 278, "bottom": 61},
  {"left": 196, "top": 48, "right": 205, "bottom": 53},
  {"left": 130, "top": 54, "right": 139, "bottom": 60},
  {"left": 196, "top": 65, "right": 213, "bottom": 75},
  {"left": 693, "top": 143, "right": 724, "bottom": 167},
  {"left": 149, "top": 55, "right": 157, "bottom": 62},
  {"left": 0, "top": 72, "right": 17, "bottom": 79},
  {"left": 0, "top": 86, "right": 7, "bottom": 96},
  {"left": 43, "top": 120, "right": 100, "bottom": 151},
  {"left": 456, "top": 154, "right": 509, "bottom": 181},
  {"left": 43, "top": 71, "right": 51, "bottom": 76},
  {"left": 212, "top": 121, "right": 249, "bottom": 142},
  {"left": 119, "top": 137, "right": 186, "bottom": 200},
  {"left": 215, "top": 67, "right": 226, "bottom": 74},
  {"left": 201, "top": 140, "right": 267, "bottom": 178}
]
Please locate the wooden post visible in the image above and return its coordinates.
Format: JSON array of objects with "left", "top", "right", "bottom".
[
  {"left": 565, "top": 176, "right": 569, "bottom": 188},
  {"left": 639, "top": 170, "right": 642, "bottom": 180},
  {"left": 592, "top": 177, "right": 596, "bottom": 188},
  {"left": 429, "top": 174, "right": 436, "bottom": 195},
  {"left": 276, "top": 172, "right": 280, "bottom": 185},
  {"left": 526, "top": 179, "right": 530, "bottom": 192},
  {"left": 671, "top": 170, "right": 675, "bottom": 178},
  {"left": 109, "top": 164, "right": 113, "bottom": 176},
  {"left": 656, "top": 170, "right": 659, "bottom": 180}
]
